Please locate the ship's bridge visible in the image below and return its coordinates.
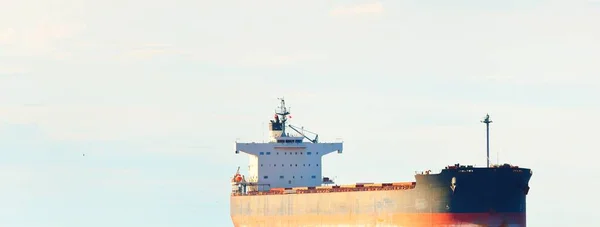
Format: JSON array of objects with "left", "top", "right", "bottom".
[
  {"left": 233, "top": 98, "right": 343, "bottom": 192},
  {"left": 234, "top": 137, "right": 343, "bottom": 192}
]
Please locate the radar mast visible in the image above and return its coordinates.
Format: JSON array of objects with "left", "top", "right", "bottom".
[
  {"left": 275, "top": 98, "right": 291, "bottom": 137},
  {"left": 481, "top": 114, "right": 493, "bottom": 168}
]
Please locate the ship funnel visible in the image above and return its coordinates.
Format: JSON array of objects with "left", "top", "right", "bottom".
[
  {"left": 269, "top": 98, "right": 291, "bottom": 141},
  {"left": 269, "top": 118, "right": 284, "bottom": 140}
]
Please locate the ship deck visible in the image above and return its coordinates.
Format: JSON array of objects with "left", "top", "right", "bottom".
[{"left": 231, "top": 182, "right": 416, "bottom": 196}]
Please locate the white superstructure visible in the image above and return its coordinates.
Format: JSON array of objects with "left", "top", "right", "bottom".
[{"left": 234, "top": 98, "right": 343, "bottom": 192}]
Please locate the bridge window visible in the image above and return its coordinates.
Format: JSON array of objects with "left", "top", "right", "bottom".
[
  {"left": 307, "top": 152, "right": 312, "bottom": 155},
  {"left": 280, "top": 176, "right": 284, "bottom": 179},
  {"left": 266, "top": 152, "right": 271, "bottom": 155},
  {"left": 264, "top": 176, "right": 268, "bottom": 179},
  {"left": 259, "top": 152, "right": 264, "bottom": 155},
  {"left": 311, "top": 175, "right": 316, "bottom": 179},
  {"left": 316, "top": 164, "right": 319, "bottom": 166}
]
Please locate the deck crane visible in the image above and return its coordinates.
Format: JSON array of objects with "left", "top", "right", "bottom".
[{"left": 288, "top": 124, "right": 319, "bottom": 143}]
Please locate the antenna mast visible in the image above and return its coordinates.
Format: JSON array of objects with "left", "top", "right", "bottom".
[
  {"left": 275, "top": 98, "right": 291, "bottom": 137},
  {"left": 481, "top": 114, "right": 493, "bottom": 168}
]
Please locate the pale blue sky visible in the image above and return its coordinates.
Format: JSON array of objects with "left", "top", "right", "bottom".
[{"left": 1, "top": 0, "right": 599, "bottom": 226}]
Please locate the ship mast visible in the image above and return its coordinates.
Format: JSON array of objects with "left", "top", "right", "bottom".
[
  {"left": 275, "top": 98, "right": 291, "bottom": 137},
  {"left": 481, "top": 114, "right": 493, "bottom": 168}
]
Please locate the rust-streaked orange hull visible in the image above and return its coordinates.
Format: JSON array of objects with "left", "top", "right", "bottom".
[
  {"left": 231, "top": 166, "right": 531, "bottom": 226},
  {"left": 231, "top": 213, "right": 525, "bottom": 226},
  {"left": 230, "top": 186, "right": 527, "bottom": 227}
]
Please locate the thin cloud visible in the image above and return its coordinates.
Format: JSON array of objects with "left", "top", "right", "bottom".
[
  {"left": 330, "top": 2, "right": 384, "bottom": 16},
  {"left": 0, "top": 27, "right": 16, "bottom": 45},
  {"left": 0, "top": 105, "right": 205, "bottom": 141},
  {"left": 0, "top": 65, "right": 29, "bottom": 75},
  {"left": 118, "top": 43, "right": 186, "bottom": 61},
  {"left": 0, "top": 21, "right": 86, "bottom": 58},
  {"left": 0, "top": 105, "right": 254, "bottom": 144},
  {"left": 237, "top": 51, "right": 328, "bottom": 67}
]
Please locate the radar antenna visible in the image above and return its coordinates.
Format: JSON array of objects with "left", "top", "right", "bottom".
[{"left": 481, "top": 114, "right": 493, "bottom": 168}]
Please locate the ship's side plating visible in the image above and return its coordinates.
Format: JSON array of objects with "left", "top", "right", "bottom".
[
  {"left": 231, "top": 164, "right": 532, "bottom": 227},
  {"left": 230, "top": 99, "right": 533, "bottom": 227},
  {"left": 417, "top": 164, "right": 532, "bottom": 214}
]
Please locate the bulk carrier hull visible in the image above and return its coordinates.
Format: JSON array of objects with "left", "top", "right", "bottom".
[
  {"left": 230, "top": 99, "right": 532, "bottom": 227},
  {"left": 231, "top": 165, "right": 532, "bottom": 227}
]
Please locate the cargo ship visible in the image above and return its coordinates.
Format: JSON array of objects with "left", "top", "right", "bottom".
[{"left": 230, "top": 98, "right": 533, "bottom": 227}]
